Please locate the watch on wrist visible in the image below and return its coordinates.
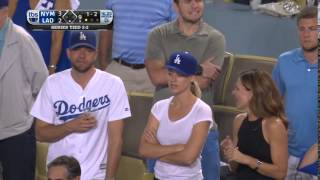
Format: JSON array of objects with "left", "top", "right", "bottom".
[
  {"left": 254, "top": 160, "right": 263, "bottom": 171},
  {"left": 48, "top": 64, "right": 57, "bottom": 69},
  {"left": 195, "top": 64, "right": 203, "bottom": 76}
]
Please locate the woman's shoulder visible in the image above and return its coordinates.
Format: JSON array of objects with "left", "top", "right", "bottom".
[
  {"left": 196, "top": 98, "right": 211, "bottom": 109},
  {"left": 261, "top": 117, "right": 287, "bottom": 146},
  {"left": 263, "top": 117, "right": 287, "bottom": 142},
  {"left": 263, "top": 117, "right": 286, "bottom": 131}
]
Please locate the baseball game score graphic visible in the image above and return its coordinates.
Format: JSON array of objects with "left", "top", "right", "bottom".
[{"left": 27, "top": 10, "right": 113, "bottom": 30}]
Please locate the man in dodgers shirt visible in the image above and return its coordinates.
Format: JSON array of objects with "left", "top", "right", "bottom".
[{"left": 31, "top": 31, "right": 131, "bottom": 180}]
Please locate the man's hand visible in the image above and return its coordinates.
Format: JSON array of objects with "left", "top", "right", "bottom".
[
  {"left": 200, "top": 57, "right": 221, "bottom": 81},
  {"left": 65, "top": 113, "right": 97, "bottom": 133}
]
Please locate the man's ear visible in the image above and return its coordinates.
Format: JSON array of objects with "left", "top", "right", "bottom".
[
  {"left": 173, "top": 1, "right": 179, "bottom": 14},
  {"left": 66, "top": 48, "right": 71, "bottom": 59},
  {"left": 94, "top": 49, "right": 98, "bottom": 60}
]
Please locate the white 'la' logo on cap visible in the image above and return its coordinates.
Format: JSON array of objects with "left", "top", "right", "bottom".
[
  {"left": 174, "top": 54, "right": 181, "bottom": 64},
  {"left": 80, "top": 32, "right": 86, "bottom": 40}
]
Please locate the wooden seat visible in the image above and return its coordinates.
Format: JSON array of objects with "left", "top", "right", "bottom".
[
  {"left": 116, "top": 156, "right": 154, "bottom": 180},
  {"left": 36, "top": 142, "right": 49, "bottom": 180}
]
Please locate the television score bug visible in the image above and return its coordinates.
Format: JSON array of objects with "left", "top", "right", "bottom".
[{"left": 27, "top": 10, "right": 113, "bottom": 30}]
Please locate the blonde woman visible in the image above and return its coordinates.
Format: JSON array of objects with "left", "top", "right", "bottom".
[{"left": 139, "top": 52, "right": 214, "bottom": 180}]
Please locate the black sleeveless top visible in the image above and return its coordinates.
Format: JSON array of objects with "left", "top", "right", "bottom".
[{"left": 236, "top": 117, "right": 274, "bottom": 180}]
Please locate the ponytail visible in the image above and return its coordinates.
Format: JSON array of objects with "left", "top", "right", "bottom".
[{"left": 190, "top": 80, "right": 201, "bottom": 98}]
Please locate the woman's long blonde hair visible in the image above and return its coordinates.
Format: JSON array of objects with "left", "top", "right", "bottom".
[{"left": 190, "top": 80, "right": 201, "bottom": 98}]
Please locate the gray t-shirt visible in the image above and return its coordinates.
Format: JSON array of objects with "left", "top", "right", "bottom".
[{"left": 145, "top": 19, "right": 226, "bottom": 106}]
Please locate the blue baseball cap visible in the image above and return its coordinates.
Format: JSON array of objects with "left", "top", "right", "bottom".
[
  {"left": 0, "top": 0, "right": 8, "bottom": 9},
  {"left": 69, "top": 31, "right": 96, "bottom": 50},
  {"left": 166, "top": 51, "right": 198, "bottom": 76}
]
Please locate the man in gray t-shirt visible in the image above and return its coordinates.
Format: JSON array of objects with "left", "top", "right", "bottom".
[
  {"left": 145, "top": 0, "right": 225, "bottom": 179},
  {"left": 145, "top": 3, "right": 225, "bottom": 106}
]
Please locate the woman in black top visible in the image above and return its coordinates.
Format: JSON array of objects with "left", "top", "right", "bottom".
[{"left": 221, "top": 69, "right": 288, "bottom": 180}]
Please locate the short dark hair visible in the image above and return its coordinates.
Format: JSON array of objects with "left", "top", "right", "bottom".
[
  {"left": 296, "top": 6, "right": 317, "bottom": 24},
  {"left": 47, "top": 156, "right": 81, "bottom": 180}
]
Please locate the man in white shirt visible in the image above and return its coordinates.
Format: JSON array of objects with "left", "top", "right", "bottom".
[{"left": 31, "top": 31, "right": 131, "bottom": 180}]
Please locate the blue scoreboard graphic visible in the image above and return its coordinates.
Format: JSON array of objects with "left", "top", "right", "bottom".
[{"left": 27, "top": 10, "right": 113, "bottom": 30}]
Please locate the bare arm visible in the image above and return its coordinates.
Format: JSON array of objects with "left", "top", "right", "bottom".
[
  {"left": 224, "top": 117, "right": 288, "bottom": 180},
  {"left": 139, "top": 114, "right": 184, "bottom": 158},
  {"left": 145, "top": 59, "right": 168, "bottom": 87},
  {"left": 254, "top": 119, "right": 288, "bottom": 179},
  {"left": 49, "top": 31, "right": 64, "bottom": 74},
  {"left": 98, "top": 30, "right": 113, "bottom": 70},
  {"left": 200, "top": 57, "right": 221, "bottom": 81},
  {"left": 299, "top": 144, "right": 317, "bottom": 168},
  {"left": 159, "top": 121, "right": 211, "bottom": 166},
  {"left": 48, "top": 0, "right": 70, "bottom": 74},
  {"left": 35, "top": 114, "right": 97, "bottom": 142},
  {"left": 8, "top": 0, "right": 17, "bottom": 17},
  {"left": 106, "top": 120, "right": 124, "bottom": 179},
  {"left": 221, "top": 113, "right": 246, "bottom": 172}
]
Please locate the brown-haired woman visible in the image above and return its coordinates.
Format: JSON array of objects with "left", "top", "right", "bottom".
[{"left": 221, "top": 69, "right": 288, "bottom": 180}]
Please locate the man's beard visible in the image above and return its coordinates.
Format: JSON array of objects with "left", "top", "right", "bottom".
[
  {"left": 302, "top": 45, "right": 317, "bottom": 52},
  {"left": 181, "top": 17, "right": 201, "bottom": 24},
  {"left": 180, "top": 13, "right": 202, "bottom": 25},
  {"left": 72, "top": 61, "right": 94, "bottom": 73}
]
